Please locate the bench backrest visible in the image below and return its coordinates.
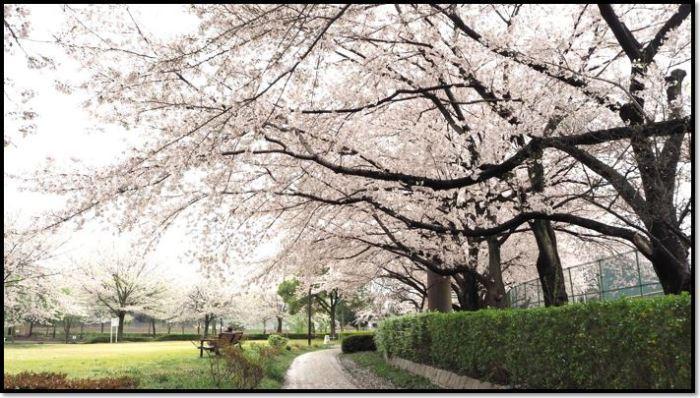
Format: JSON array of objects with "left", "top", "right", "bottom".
[{"left": 218, "top": 331, "right": 243, "bottom": 343}]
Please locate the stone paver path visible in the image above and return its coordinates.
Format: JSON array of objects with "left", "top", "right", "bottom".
[{"left": 283, "top": 347, "right": 358, "bottom": 389}]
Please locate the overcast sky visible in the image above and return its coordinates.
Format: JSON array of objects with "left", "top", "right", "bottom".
[
  {"left": 4, "top": 5, "right": 692, "bottom": 286},
  {"left": 4, "top": 5, "right": 279, "bottom": 286}
]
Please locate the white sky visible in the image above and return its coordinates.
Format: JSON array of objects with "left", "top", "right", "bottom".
[
  {"left": 4, "top": 5, "right": 280, "bottom": 285},
  {"left": 4, "top": 5, "right": 692, "bottom": 285}
]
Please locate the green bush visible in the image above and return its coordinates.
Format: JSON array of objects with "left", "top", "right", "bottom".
[
  {"left": 243, "top": 333, "right": 269, "bottom": 340},
  {"left": 267, "top": 334, "right": 289, "bottom": 350},
  {"left": 341, "top": 333, "right": 376, "bottom": 353},
  {"left": 85, "top": 335, "right": 153, "bottom": 344},
  {"left": 207, "top": 345, "right": 266, "bottom": 389},
  {"left": 84, "top": 333, "right": 213, "bottom": 343},
  {"left": 339, "top": 330, "right": 374, "bottom": 339},
  {"left": 376, "top": 294, "right": 691, "bottom": 389},
  {"left": 155, "top": 334, "right": 202, "bottom": 341},
  {"left": 243, "top": 333, "right": 317, "bottom": 340},
  {"left": 282, "top": 333, "right": 318, "bottom": 340}
]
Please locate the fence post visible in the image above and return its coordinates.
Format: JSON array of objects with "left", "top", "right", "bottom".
[
  {"left": 567, "top": 268, "right": 574, "bottom": 303},
  {"left": 598, "top": 260, "right": 604, "bottom": 300},
  {"left": 509, "top": 286, "right": 516, "bottom": 308},
  {"left": 635, "top": 250, "right": 644, "bottom": 297}
]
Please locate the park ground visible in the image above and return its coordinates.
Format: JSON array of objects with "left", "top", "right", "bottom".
[
  {"left": 4, "top": 340, "right": 323, "bottom": 389},
  {"left": 4, "top": 340, "right": 433, "bottom": 389}
]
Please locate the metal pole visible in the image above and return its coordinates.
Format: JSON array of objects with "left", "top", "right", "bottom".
[
  {"left": 307, "top": 287, "right": 312, "bottom": 347},
  {"left": 635, "top": 250, "right": 644, "bottom": 297},
  {"left": 511, "top": 286, "right": 516, "bottom": 307},
  {"left": 598, "top": 260, "right": 604, "bottom": 300},
  {"left": 568, "top": 268, "right": 575, "bottom": 303}
]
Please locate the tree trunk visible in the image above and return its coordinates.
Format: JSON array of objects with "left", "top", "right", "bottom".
[
  {"left": 455, "top": 271, "right": 480, "bottom": 311},
  {"left": 276, "top": 316, "right": 283, "bottom": 333},
  {"left": 203, "top": 315, "right": 210, "bottom": 337},
  {"left": 28, "top": 321, "right": 34, "bottom": 337},
  {"left": 426, "top": 269, "right": 452, "bottom": 312},
  {"left": 117, "top": 311, "right": 126, "bottom": 340},
  {"left": 151, "top": 319, "right": 156, "bottom": 337},
  {"left": 486, "top": 236, "right": 508, "bottom": 308},
  {"left": 100, "top": 322, "right": 104, "bottom": 334},
  {"left": 63, "top": 319, "right": 71, "bottom": 344},
  {"left": 262, "top": 319, "right": 267, "bottom": 335},
  {"left": 522, "top": 129, "right": 568, "bottom": 307},
  {"left": 648, "top": 222, "right": 691, "bottom": 293},
  {"left": 52, "top": 324, "right": 56, "bottom": 339},
  {"left": 79, "top": 323, "right": 84, "bottom": 338},
  {"left": 621, "top": 52, "right": 690, "bottom": 294},
  {"left": 532, "top": 219, "right": 568, "bottom": 306}
]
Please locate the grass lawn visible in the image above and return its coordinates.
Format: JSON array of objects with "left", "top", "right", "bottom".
[
  {"left": 4, "top": 339, "right": 327, "bottom": 389},
  {"left": 341, "top": 351, "right": 437, "bottom": 389}
]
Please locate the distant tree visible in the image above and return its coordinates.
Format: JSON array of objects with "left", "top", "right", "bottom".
[
  {"left": 181, "top": 277, "right": 234, "bottom": 337},
  {"left": 53, "top": 284, "right": 87, "bottom": 344},
  {"left": 80, "top": 255, "right": 167, "bottom": 340}
]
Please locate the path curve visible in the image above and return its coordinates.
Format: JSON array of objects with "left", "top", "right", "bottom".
[{"left": 283, "top": 347, "right": 358, "bottom": 389}]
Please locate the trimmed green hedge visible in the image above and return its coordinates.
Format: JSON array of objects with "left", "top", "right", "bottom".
[
  {"left": 341, "top": 334, "right": 376, "bottom": 353},
  {"left": 85, "top": 333, "right": 203, "bottom": 343},
  {"left": 339, "top": 331, "right": 374, "bottom": 339},
  {"left": 155, "top": 334, "right": 202, "bottom": 342},
  {"left": 376, "top": 294, "right": 691, "bottom": 389},
  {"left": 245, "top": 333, "right": 318, "bottom": 340}
]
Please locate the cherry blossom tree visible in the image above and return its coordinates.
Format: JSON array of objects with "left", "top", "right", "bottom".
[
  {"left": 180, "top": 276, "right": 236, "bottom": 337},
  {"left": 250, "top": 287, "right": 287, "bottom": 333},
  {"left": 79, "top": 254, "right": 168, "bottom": 339},
  {"left": 50, "top": 279, "right": 88, "bottom": 344},
  {"left": 19, "top": 4, "right": 693, "bottom": 313},
  {"left": 4, "top": 217, "right": 63, "bottom": 333},
  {"left": 4, "top": 4, "right": 59, "bottom": 147}
]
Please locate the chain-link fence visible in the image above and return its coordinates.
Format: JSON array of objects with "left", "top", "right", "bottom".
[{"left": 506, "top": 249, "right": 665, "bottom": 308}]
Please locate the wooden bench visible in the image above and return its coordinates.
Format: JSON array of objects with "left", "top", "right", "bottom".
[{"left": 197, "top": 331, "right": 243, "bottom": 357}]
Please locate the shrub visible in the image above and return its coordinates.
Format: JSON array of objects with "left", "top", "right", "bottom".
[
  {"left": 341, "top": 333, "right": 376, "bottom": 353},
  {"left": 267, "top": 334, "right": 289, "bottom": 351},
  {"left": 85, "top": 335, "right": 153, "bottom": 344},
  {"left": 4, "top": 372, "right": 138, "bottom": 390},
  {"left": 241, "top": 332, "right": 320, "bottom": 340},
  {"left": 155, "top": 333, "right": 202, "bottom": 341},
  {"left": 207, "top": 345, "right": 267, "bottom": 389},
  {"left": 338, "top": 330, "right": 374, "bottom": 339},
  {"left": 84, "top": 333, "right": 204, "bottom": 343},
  {"left": 243, "top": 333, "right": 269, "bottom": 340},
  {"left": 375, "top": 294, "right": 691, "bottom": 389}
]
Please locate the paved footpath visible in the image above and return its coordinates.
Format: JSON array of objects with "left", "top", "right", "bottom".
[{"left": 283, "top": 347, "right": 358, "bottom": 389}]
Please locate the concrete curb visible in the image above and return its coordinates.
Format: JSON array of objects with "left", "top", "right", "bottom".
[{"left": 386, "top": 355, "right": 507, "bottom": 389}]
